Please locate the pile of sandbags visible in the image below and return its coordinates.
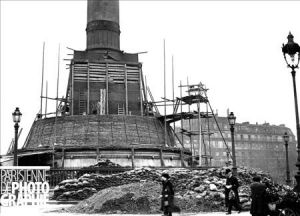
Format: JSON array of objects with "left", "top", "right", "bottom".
[{"left": 52, "top": 166, "right": 291, "bottom": 212}]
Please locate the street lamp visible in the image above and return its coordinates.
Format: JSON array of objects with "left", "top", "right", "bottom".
[
  {"left": 282, "top": 32, "right": 300, "bottom": 192},
  {"left": 228, "top": 112, "right": 237, "bottom": 176},
  {"left": 283, "top": 132, "right": 291, "bottom": 185},
  {"left": 12, "top": 107, "right": 22, "bottom": 166}
]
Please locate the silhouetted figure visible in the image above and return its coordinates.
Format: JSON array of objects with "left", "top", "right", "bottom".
[
  {"left": 250, "top": 176, "right": 268, "bottom": 216},
  {"left": 161, "top": 173, "right": 174, "bottom": 216},
  {"left": 225, "top": 169, "right": 241, "bottom": 214}
]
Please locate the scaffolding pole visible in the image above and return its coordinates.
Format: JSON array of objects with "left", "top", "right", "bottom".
[
  {"left": 53, "top": 44, "right": 60, "bottom": 168},
  {"left": 164, "top": 39, "right": 167, "bottom": 147},
  {"left": 197, "top": 89, "right": 202, "bottom": 167},
  {"left": 45, "top": 81, "right": 48, "bottom": 118},
  {"left": 40, "top": 42, "right": 45, "bottom": 116}
]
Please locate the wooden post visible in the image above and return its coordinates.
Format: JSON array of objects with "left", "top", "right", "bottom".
[
  {"left": 180, "top": 80, "right": 183, "bottom": 145},
  {"left": 71, "top": 62, "right": 74, "bottom": 115},
  {"left": 56, "top": 44, "right": 60, "bottom": 116},
  {"left": 131, "top": 147, "right": 135, "bottom": 169},
  {"left": 106, "top": 63, "right": 109, "bottom": 114},
  {"left": 139, "top": 67, "right": 143, "bottom": 116},
  {"left": 180, "top": 149, "right": 185, "bottom": 167},
  {"left": 125, "top": 64, "right": 128, "bottom": 115},
  {"left": 141, "top": 70, "right": 147, "bottom": 104},
  {"left": 172, "top": 56, "right": 175, "bottom": 137},
  {"left": 144, "top": 76, "right": 148, "bottom": 116},
  {"left": 40, "top": 42, "right": 45, "bottom": 117},
  {"left": 53, "top": 44, "right": 60, "bottom": 168},
  {"left": 96, "top": 148, "right": 100, "bottom": 161},
  {"left": 45, "top": 81, "right": 48, "bottom": 118},
  {"left": 164, "top": 40, "right": 167, "bottom": 147},
  {"left": 197, "top": 86, "right": 202, "bottom": 167},
  {"left": 187, "top": 78, "right": 194, "bottom": 166},
  {"left": 87, "top": 61, "right": 90, "bottom": 114},
  {"left": 61, "top": 148, "right": 65, "bottom": 168},
  {"left": 160, "top": 148, "right": 165, "bottom": 167}
]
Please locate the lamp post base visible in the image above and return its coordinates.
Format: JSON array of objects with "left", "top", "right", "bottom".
[
  {"left": 294, "top": 182, "right": 300, "bottom": 192},
  {"left": 232, "top": 166, "right": 237, "bottom": 177},
  {"left": 294, "top": 168, "right": 300, "bottom": 192}
]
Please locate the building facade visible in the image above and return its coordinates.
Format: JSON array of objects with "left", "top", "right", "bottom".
[{"left": 177, "top": 116, "right": 298, "bottom": 184}]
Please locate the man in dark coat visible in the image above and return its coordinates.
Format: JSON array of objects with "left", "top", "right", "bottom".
[
  {"left": 161, "top": 173, "right": 174, "bottom": 216},
  {"left": 250, "top": 176, "right": 267, "bottom": 216},
  {"left": 225, "top": 168, "right": 242, "bottom": 214}
]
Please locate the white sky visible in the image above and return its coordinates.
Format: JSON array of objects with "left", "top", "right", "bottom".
[{"left": 1, "top": 1, "right": 300, "bottom": 155}]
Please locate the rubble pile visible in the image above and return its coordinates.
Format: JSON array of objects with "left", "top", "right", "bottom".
[
  {"left": 88, "top": 159, "right": 122, "bottom": 168},
  {"left": 53, "top": 166, "right": 289, "bottom": 212},
  {"left": 74, "top": 159, "right": 123, "bottom": 178}
]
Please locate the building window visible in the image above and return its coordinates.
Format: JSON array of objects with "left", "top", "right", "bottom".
[
  {"left": 218, "top": 141, "right": 223, "bottom": 148},
  {"left": 257, "top": 135, "right": 261, "bottom": 141}
]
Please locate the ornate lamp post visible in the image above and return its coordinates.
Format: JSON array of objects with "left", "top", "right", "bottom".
[
  {"left": 228, "top": 112, "right": 237, "bottom": 176},
  {"left": 12, "top": 107, "right": 22, "bottom": 166},
  {"left": 283, "top": 132, "right": 291, "bottom": 185},
  {"left": 282, "top": 32, "right": 300, "bottom": 192}
]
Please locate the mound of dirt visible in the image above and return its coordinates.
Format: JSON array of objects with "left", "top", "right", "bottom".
[{"left": 67, "top": 181, "right": 161, "bottom": 214}]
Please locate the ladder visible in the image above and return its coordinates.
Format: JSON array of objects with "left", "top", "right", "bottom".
[{"left": 118, "top": 104, "right": 125, "bottom": 115}]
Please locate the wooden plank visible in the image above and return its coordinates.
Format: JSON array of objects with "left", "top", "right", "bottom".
[
  {"left": 139, "top": 67, "right": 143, "bottom": 116},
  {"left": 125, "top": 64, "right": 128, "bottom": 115},
  {"left": 131, "top": 147, "right": 135, "bottom": 168},
  {"left": 106, "top": 63, "right": 109, "bottom": 114},
  {"left": 62, "top": 148, "right": 65, "bottom": 168},
  {"left": 160, "top": 148, "right": 165, "bottom": 167},
  {"left": 87, "top": 62, "right": 90, "bottom": 114},
  {"left": 96, "top": 148, "right": 100, "bottom": 161},
  {"left": 71, "top": 62, "right": 74, "bottom": 115}
]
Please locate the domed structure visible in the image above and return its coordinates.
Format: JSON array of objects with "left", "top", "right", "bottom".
[
  {"left": 10, "top": 0, "right": 190, "bottom": 168},
  {"left": 20, "top": 115, "right": 187, "bottom": 167}
]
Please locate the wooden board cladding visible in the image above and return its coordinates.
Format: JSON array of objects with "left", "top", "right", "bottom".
[
  {"left": 23, "top": 115, "right": 174, "bottom": 149},
  {"left": 73, "top": 62, "right": 140, "bottom": 84}
]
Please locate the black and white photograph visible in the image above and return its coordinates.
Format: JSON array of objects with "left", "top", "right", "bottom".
[{"left": 1, "top": 0, "right": 300, "bottom": 215}]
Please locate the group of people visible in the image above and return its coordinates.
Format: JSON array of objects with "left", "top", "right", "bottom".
[{"left": 160, "top": 168, "right": 271, "bottom": 216}]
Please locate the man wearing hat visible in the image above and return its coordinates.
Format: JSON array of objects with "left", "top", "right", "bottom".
[
  {"left": 250, "top": 176, "right": 267, "bottom": 216},
  {"left": 161, "top": 172, "right": 174, "bottom": 216},
  {"left": 225, "top": 168, "right": 242, "bottom": 214}
]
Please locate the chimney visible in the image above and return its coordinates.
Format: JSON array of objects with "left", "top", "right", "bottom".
[{"left": 86, "top": 0, "right": 120, "bottom": 51}]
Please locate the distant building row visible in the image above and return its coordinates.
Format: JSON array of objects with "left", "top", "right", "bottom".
[{"left": 176, "top": 115, "right": 297, "bottom": 184}]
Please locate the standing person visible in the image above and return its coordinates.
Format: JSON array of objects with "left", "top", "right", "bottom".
[
  {"left": 225, "top": 168, "right": 242, "bottom": 214},
  {"left": 250, "top": 176, "right": 267, "bottom": 216},
  {"left": 161, "top": 173, "right": 174, "bottom": 216}
]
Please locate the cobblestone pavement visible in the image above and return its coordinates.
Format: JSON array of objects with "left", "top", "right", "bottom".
[{"left": 0, "top": 204, "right": 250, "bottom": 216}]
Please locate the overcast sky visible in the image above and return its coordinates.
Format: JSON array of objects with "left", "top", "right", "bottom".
[{"left": 1, "top": 1, "right": 300, "bottom": 155}]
